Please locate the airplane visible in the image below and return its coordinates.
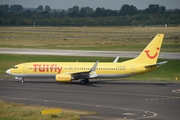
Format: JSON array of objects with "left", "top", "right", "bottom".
[{"left": 6, "top": 34, "right": 167, "bottom": 84}]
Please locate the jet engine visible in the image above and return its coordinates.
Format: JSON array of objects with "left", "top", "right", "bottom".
[{"left": 56, "top": 74, "right": 72, "bottom": 82}]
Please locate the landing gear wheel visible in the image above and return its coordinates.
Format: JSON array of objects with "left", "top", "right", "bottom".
[
  {"left": 80, "top": 79, "right": 85, "bottom": 84},
  {"left": 80, "top": 79, "right": 89, "bottom": 85},
  {"left": 85, "top": 79, "right": 89, "bottom": 84}
]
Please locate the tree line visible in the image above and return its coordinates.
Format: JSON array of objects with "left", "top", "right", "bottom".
[{"left": 0, "top": 4, "right": 180, "bottom": 26}]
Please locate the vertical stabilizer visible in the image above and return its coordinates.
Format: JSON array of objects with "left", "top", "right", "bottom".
[{"left": 133, "top": 34, "right": 164, "bottom": 64}]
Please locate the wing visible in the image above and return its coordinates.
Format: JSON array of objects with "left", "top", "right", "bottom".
[{"left": 70, "top": 61, "right": 99, "bottom": 79}]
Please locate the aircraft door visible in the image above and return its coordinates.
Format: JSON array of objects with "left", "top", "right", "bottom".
[
  {"left": 23, "top": 65, "right": 27, "bottom": 73},
  {"left": 131, "top": 65, "right": 135, "bottom": 74}
]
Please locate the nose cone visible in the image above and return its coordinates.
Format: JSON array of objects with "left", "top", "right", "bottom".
[{"left": 6, "top": 69, "right": 11, "bottom": 75}]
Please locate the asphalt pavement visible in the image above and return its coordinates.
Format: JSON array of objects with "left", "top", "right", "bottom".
[
  {"left": 0, "top": 48, "right": 180, "bottom": 59},
  {"left": 0, "top": 79, "right": 180, "bottom": 120}
]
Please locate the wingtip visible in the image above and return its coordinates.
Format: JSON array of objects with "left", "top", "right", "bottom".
[{"left": 157, "top": 34, "right": 164, "bottom": 37}]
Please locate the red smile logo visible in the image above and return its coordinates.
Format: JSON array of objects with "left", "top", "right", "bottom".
[{"left": 145, "top": 47, "right": 160, "bottom": 59}]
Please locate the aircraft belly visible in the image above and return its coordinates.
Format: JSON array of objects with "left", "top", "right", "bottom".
[
  {"left": 15, "top": 73, "right": 134, "bottom": 79},
  {"left": 97, "top": 74, "right": 133, "bottom": 78}
]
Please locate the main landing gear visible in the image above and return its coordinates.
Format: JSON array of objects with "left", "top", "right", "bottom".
[{"left": 80, "top": 78, "right": 89, "bottom": 85}]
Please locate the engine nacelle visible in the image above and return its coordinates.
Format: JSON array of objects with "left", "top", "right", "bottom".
[{"left": 56, "top": 74, "right": 72, "bottom": 82}]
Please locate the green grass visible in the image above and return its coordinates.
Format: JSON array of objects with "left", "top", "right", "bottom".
[
  {"left": 0, "top": 54, "right": 180, "bottom": 81},
  {"left": 123, "top": 60, "right": 180, "bottom": 81},
  {"left": 0, "top": 100, "right": 95, "bottom": 120},
  {"left": 0, "top": 26, "right": 180, "bottom": 52}
]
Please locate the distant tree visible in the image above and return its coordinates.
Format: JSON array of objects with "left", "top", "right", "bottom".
[
  {"left": 0, "top": 4, "right": 9, "bottom": 13},
  {"left": 150, "top": 4, "right": 159, "bottom": 13},
  {"left": 68, "top": 8, "right": 74, "bottom": 13},
  {"left": 104, "top": 9, "right": 118, "bottom": 16},
  {"left": 9, "top": 17, "right": 17, "bottom": 24},
  {"left": 95, "top": 7, "right": 105, "bottom": 17},
  {"left": 80, "top": 8, "right": 87, "bottom": 17},
  {"left": 37, "top": 5, "right": 43, "bottom": 11},
  {"left": 10, "top": 4, "right": 23, "bottom": 12},
  {"left": 159, "top": 6, "right": 166, "bottom": 13},
  {"left": 72, "top": 10, "right": 78, "bottom": 17},
  {"left": 67, "top": 10, "right": 78, "bottom": 17},
  {"left": 40, "top": 11, "right": 52, "bottom": 18},
  {"left": 144, "top": 4, "right": 160, "bottom": 14},
  {"left": 60, "top": 10, "right": 65, "bottom": 17},
  {"left": 68, "top": 6, "right": 80, "bottom": 15},
  {"left": 45, "top": 5, "right": 51, "bottom": 11},
  {"left": 73, "top": 6, "right": 79, "bottom": 12},
  {"left": 81, "top": 7, "right": 93, "bottom": 14},
  {"left": 119, "top": 4, "right": 137, "bottom": 15},
  {"left": 23, "top": 10, "right": 33, "bottom": 18},
  {"left": 129, "top": 5, "right": 138, "bottom": 15},
  {"left": 1, "top": 3, "right": 180, "bottom": 26},
  {"left": 172, "top": 9, "right": 180, "bottom": 13}
]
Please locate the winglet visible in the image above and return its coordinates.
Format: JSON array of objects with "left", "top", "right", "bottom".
[
  {"left": 113, "top": 56, "right": 119, "bottom": 63},
  {"left": 90, "top": 61, "right": 99, "bottom": 72}
]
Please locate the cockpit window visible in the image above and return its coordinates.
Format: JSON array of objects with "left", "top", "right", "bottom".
[{"left": 13, "top": 66, "right": 18, "bottom": 69}]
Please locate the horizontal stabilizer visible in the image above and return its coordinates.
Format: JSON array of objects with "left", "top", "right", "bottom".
[{"left": 145, "top": 61, "right": 167, "bottom": 68}]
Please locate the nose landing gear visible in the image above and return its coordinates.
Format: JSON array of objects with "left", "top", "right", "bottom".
[
  {"left": 21, "top": 79, "right": 25, "bottom": 83},
  {"left": 15, "top": 77, "right": 25, "bottom": 83}
]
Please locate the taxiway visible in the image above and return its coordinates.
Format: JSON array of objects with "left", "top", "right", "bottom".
[
  {"left": 0, "top": 79, "right": 180, "bottom": 120},
  {"left": 0, "top": 48, "right": 180, "bottom": 59}
]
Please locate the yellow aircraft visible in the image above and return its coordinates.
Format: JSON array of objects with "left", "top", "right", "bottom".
[{"left": 6, "top": 34, "right": 167, "bottom": 84}]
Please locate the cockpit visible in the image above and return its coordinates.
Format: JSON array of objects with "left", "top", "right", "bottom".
[
  {"left": 13, "top": 66, "right": 18, "bottom": 69},
  {"left": 6, "top": 65, "right": 20, "bottom": 76}
]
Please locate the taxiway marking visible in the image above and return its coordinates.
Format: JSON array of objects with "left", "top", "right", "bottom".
[
  {"left": 145, "top": 97, "right": 180, "bottom": 101},
  {"left": 172, "top": 89, "right": 180, "bottom": 94},
  {"left": 0, "top": 95, "right": 157, "bottom": 120},
  {"left": 0, "top": 86, "right": 176, "bottom": 98}
]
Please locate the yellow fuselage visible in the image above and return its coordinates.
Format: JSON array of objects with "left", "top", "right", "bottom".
[{"left": 8, "top": 62, "right": 157, "bottom": 78}]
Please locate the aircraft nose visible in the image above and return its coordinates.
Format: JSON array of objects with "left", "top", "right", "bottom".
[{"left": 6, "top": 69, "right": 10, "bottom": 75}]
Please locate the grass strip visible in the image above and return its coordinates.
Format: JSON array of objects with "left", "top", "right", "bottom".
[
  {"left": 0, "top": 100, "right": 95, "bottom": 120},
  {"left": 0, "top": 26, "right": 180, "bottom": 52}
]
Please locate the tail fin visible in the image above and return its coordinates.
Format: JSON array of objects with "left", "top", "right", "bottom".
[{"left": 133, "top": 34, "right": 164, "bottom": 64}]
